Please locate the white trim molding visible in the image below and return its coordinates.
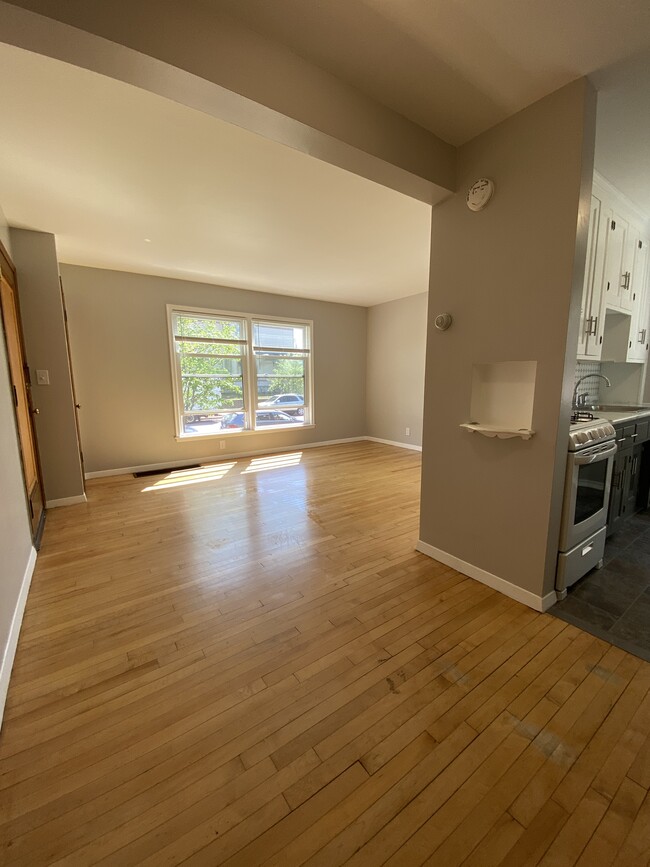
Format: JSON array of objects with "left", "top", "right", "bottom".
[
  {"left": 46, "top": 493, "right": 88, "bottom": 508},
  {"left": 85, "top": 436, "right": 367, "bottom": 479},
  {"left": 365, "top": 436, "right": 422, "bottom": 452},
  {"left": 593, "top": 171, "right": 650, "bottom": 230},
  {"left": 416, "top": 540, "right": 557, "bottom": 613},
  {"left": 0, "top": 547, "right": 37, "bottom": 728}
]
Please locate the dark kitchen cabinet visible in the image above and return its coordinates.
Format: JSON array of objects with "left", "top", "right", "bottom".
[
  {"left": 607, "top": 417, "right": 650, "bottom": 535},
  {"left": 639, "top": 443, "right": 650, "bottom": 511},
  {"left": 625, "top": 444, "right": 644, "bottom": 515},
  {"left": 607, "top": 445, "right": 630, "bottom": 536}
]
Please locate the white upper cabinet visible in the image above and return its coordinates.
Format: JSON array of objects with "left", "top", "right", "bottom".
[
  {"left": 602, "top": 211, "right": 629, "bottom": 310},
  {"left": 579, "top": 175, "right": 650, "bottom": 364},
  {"left": 578, "top": 195, "right": 609, "bottom": 360},
  {"left": 627, "top": 238, "right": 649, "bottom": 363},
  {"left": 620, "top": 222, "right": 637, "bottom": 312}
]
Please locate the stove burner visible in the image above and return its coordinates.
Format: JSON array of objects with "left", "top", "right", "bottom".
[{"left": 571, "top": 410, "right": 594, "bottom": 424}]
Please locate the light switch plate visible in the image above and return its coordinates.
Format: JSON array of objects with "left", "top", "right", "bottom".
[{"left": 36, "top": 369, "right": 50, "bottom": 385}]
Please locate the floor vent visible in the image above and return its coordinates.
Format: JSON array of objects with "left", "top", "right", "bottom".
[{"left": 133, "top": 464, "right": 200, "bottom": 478}]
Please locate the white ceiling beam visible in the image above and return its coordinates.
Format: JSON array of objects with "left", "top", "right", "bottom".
[{"left": 0, "top": 0, "right": 456, "bottom": 204}]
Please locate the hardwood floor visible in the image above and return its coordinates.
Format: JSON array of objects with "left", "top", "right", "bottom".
[{"left": 1, "top": 441, "right": 649, "bottom": 866}]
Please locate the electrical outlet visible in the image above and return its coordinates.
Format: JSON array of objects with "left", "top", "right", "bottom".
[
  {"left": 405, "top": 427, "right": 411, "bottom": 437},
  {"left": 219, "top": 440, "right": 226, "bottom": 450}
]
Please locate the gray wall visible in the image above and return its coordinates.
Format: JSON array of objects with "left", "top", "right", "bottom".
[
  {"left": 60, "top": 265, "right": 367, "bottom": 473},
  {"left": 10, "top": 229, "right": 85, "bottom": 503},
  {"left": 366, "top": 292, "right": 427, "bottom": 447},
  {"left": 0, "top": 205, "right": 34, "bottom": 714},
  {"left": 419, "top": 78, "right": 596, "bottom": 601}
]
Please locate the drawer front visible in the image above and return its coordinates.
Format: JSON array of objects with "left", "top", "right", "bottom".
[
  {"left": 617, "top": 424, "right": 637, "bottom": 446},
  {"left": 556, "top": 526, "right": 606, "bottom": 593},
  {"left": 634, "top": 420, "right": 649, "bottom": 444}
]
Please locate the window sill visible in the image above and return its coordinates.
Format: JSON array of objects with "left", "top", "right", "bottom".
[{"left": 175, "top": 424, "right": 316, "bottom": 443}]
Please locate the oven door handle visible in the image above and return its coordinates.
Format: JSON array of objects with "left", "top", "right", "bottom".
[{"left": 573, "top": 442, "right": 618, "bottom": 465}]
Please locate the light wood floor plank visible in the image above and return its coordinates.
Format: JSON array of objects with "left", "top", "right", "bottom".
[{"left": 0, "top": 442, "right": 647, "bottom": 866}]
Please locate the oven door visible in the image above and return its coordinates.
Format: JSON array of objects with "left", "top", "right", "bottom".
[{"left": 559, "top": 440, "right": 617, "bottom": 552}]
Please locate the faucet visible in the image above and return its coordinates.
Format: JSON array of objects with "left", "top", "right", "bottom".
[{"left": 572, "top": 373, "right": 611, "bottom": 409}]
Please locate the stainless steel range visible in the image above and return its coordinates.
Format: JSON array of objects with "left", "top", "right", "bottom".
[{"left": 556, "top": 413, "right": 617, "bottom": 597}]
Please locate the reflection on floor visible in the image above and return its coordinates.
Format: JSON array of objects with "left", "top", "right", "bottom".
[{"left": 551, "top": 509, "right": 650, "bottom": 662}]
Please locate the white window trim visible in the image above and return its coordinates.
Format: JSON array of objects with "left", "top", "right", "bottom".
[{"left": 167, "top": 304, "right": 315, "bottom": 440}]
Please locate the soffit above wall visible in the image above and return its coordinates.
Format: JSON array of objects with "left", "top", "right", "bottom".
[
  {"left": 216, "top": 0, "right": 650, "bottom": 216},
  {"left": 216, "top": 0, "right": 650, "bottom": 147}
]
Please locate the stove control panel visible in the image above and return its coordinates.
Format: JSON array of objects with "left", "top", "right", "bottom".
[{"left": 568, "top": 420, "right": 616, "bottom": 451}]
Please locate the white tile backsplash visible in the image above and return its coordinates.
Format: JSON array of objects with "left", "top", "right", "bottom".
[{"left": 573, "top": 361, "right": 603, "bottom": 406}]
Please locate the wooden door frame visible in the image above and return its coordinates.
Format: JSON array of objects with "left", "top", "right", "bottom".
[{"left": 0, "top": 237, "right": 46, "bottom": 547}]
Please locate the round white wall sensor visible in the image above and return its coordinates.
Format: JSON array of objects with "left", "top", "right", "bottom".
[{"left": 466, "top": 178, "right": 494, "bottom": 211}]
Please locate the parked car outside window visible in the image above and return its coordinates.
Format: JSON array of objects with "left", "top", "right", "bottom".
[
  {"left": 259, "top": 393, "right": 304, "bottom": 416},
  {"left": 221, "top": 410, "right": 301, "bottom": 429}
]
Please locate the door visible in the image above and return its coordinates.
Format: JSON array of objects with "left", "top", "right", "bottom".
[
  {"left": 584, "top": 202, "right": 610, "bottom": 359},
  {"left": 620, "top": 224, "right": 637, "bottom": 312},
  {"left": 0, "top": 272, "right": 45, "bottom": 540},
  {"left": 602, "top": 212, "right": 628, "bottom": 308},
  {"left": 561, "top": 441, "right": 616, "bottom": 551},
  {"left": 577, "top": 196, "right": 600, "bottom": 358},
  {"left": 627, "top": 238, "right": 649, "bottom": 362}
]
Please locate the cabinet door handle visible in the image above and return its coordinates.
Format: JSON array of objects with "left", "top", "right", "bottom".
[{"left": 585, "top": 316, "right": 597, "bottom": 337}]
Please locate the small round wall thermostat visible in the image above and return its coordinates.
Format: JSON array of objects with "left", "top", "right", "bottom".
[
  {"left": 434, "top": 313, "right": 453, "bottom": 331},
  {"left": 466, "top": 178, "right": 494, "bottom": 211}
]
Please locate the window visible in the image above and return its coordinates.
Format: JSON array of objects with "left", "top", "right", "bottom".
[{"left": 168, "top": 306, "right": 312, "bottom": 437}]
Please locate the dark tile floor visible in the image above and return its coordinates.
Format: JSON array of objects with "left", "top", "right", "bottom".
[{"left": 550, "top": 509, "right": 650, "bottom": 662}]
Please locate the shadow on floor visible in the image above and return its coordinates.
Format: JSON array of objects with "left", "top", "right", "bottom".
[{"left": 550, "top": 509, "right": 650, "bottom": 662}]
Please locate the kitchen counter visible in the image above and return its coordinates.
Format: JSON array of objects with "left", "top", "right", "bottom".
[{"left": 595, "top": 407, "right": 650, "bottom": 424}]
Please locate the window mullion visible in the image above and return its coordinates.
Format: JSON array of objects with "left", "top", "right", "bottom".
[
  {"left": 250, "top": 337, "right": 260, "bottom": 431},
  {"left": 243, "top": 317, "right": 256, "bottom": 431}
]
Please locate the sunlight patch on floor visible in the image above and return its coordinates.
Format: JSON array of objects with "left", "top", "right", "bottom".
[
  {"left": 141, "top": 462, "right": 237, "bottom": 491},
  {"left": 241, "top": 452, "right": 303, "bottom": 474}
]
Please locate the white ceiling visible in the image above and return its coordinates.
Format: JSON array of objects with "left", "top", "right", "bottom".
[
  {"left": 1, "top": 2, "right": 650, "bottom": 302},
  {"left": 0, "top": 43, "right": 432, "bottom": 307}
]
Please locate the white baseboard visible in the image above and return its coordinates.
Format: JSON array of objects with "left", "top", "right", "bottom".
[
  {"left": 85, "top": 437, "right": 367, "bottom": 479},
  {"left": 365, "top": 436, "right": 422, "bottom": 452},
  {"left": 46, "top": 493, "right": 88, "bottom": 508},
  {"left": 416, "top": 540, "right": 557, "bottom": 613},
  {"left": 0, "top": 547, "right": 37, "bottom": 729}
]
